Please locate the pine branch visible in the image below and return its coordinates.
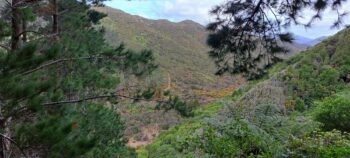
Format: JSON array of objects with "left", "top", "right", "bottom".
[
  {"left": 21, "top": 56, "right": 103, "bottom": 76},
  {"left": 21, "top": 55, "right": 126, "bottom": 76},
  {"left": 0, "top": 133, "right": 28, "bottom": 158},
  {"left": 43, "top": 93, "right": 162, "bottom": 106},
  {"left": 0, "top": 44, "right": 10, "bottom": 51},
  {"left": 15, "top": 30, "right": 42, "bottom": 39}
]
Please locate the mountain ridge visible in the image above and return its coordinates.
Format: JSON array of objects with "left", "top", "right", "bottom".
[
  {"left": 94, "top": 6, "right": 233, "bottom": 99},
  {"left": 95, "top": 6, "right": 306, "bottom": 96},
  {"left": 293, "top": 34, "right": 329, "bottom": 46}
]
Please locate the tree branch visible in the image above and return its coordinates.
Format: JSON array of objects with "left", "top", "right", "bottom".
[
  {"left": 0, "top": 44, "right": 10, "bottom": 51},
  {"left": 0, "top": 133, "right": 28, "bottom": 158},
  {"left": 16, "top": 30, "right": 42, "bottom": 39},
  {"left": 21, "top": 56, "right": 103, "bottom": 76},
  {"left": 43, "top": 93, "right": 162, "bottom": 106}
]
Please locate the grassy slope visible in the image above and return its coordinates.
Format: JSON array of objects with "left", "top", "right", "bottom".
[
  {"left": 141, "top": 28, "right": 350, "bottom": 157},
  {"left": 94, "top": 7, "right": 305, "bottom": 98},
  {"left": 94, "top": 7, "right": 216, "bottom": 87}
]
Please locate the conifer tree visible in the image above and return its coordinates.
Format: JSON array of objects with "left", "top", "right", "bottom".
[
  {"left": 0, "top": 0, "right": 158, "bottom": 157},
  {"left": 207, "top": 0, "right": 348, "bottom": 79}
]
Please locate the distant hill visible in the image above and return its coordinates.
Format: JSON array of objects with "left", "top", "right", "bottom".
[
  {"left": 94, "top": 7, "right": 221, "bottom": 97},
  {"left": 307, "top": 36, "right": 329, "bottom": 46},
  {"left": 293, "top": 34, "right": 329, "bottom": 46},
  {"left": 94, "top": 7, "right": 305, "bottom": 98}
]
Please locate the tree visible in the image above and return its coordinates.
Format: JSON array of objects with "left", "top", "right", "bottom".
[
  {"left": 314, "top": 94, "right": 350, "bottom": 132},
  {"left": 207, "top": 0, "right": 348, "bottom": 79},
  {"left": 0, "top": 0, "right": 158, "bottom": 157}
]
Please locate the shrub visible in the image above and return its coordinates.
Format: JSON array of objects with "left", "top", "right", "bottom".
[
  {"left": 314, "top": 94, "right": 350, "bottom": 132},
  {"left": 285, "top": 130, "right": 350, "bottom": 158},
  {"left": 295, "top": 97, "right": 306, "bottom": 112},
  {"left": 199, "top": 104, "right": 287, "bottom": 157},
  {"left": 201, "top": 120, "right": 277, "bottom": 157}
]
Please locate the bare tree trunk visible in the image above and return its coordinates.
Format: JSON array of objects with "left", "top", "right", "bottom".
[
  {"left": 22, "top": 20, "right": 27, "bottom": 42},
  {"left": 0, "top": 117, "right": 13, "bottom": 158},
  {"left": 11, "top": 0, "right": 23, "bottom": 51},
  {"left": 0, "top": 119, "right": 7, "bottom": 158},
  {"left": 52, "top": 0, "right": 59, "bottom": 35},
  {"left": 0, "top": 118, "right": 5, "bottom": 158}
]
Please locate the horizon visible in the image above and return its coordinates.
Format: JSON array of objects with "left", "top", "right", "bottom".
[{"left": 105, "top": 0, "right": 350, "bottom": 39}]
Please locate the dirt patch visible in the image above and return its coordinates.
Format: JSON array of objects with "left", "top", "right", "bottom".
[{"left": 127, "top": 124, "right": 161, "bottom": 148}]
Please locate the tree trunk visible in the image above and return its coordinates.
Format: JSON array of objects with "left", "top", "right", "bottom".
[
  {"left": 0, "top": 118, "right": 5, "bottom": 158},
  {"left": 0, "top": 118, "right": 11, "bottom": 158},
  {"left": 52, "top": 0, "right": 59, "bottom": 35},
  {"left": 22, "top": 20, "right": 27, "bottom": 42},
  {"left": 11, "top": 0, "right": 23, "bottom": 51}
]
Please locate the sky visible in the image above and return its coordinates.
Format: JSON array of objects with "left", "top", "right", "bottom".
[{"left": 105, "top": 0, "right": 350, "bottom": 39}]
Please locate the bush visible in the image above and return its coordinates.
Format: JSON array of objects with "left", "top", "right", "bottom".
[
  {"left": 199, "top": 104, "right": 288, "bottom": 157},
  {"left": 295, "top": 97, "right": 306, "bottom": 112},
  {"left": 285, "top": 130, "right": 350, "bottom": 158},
  {"left": 314, "top": 94, "right": 350, "bottom": 132},
  {"left": 201, "top": 119, "right": 278, "bottom": 157}
]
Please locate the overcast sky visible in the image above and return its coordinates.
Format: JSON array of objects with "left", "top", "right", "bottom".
[{"left": 105, "top": 0, "right": 350, "bottom": 39}]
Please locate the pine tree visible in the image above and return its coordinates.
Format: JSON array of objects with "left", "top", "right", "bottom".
[
  {"left": 207, "top": 0, "right": 348, "bottom": 79},
  {"left": 0, "top": 0, "right": 158, "bottom": 157}
]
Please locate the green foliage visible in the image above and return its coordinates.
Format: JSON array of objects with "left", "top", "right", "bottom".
[
  {"left": 295, "top": 97, "right": 305, "bottom": 112},
  {"left": 144, "top": 102, "right": 224, "bottom": 158},
  {"left": 0, "top": 0, "right": 159, "bottom": 157},
  {"left": 16, "top": 104, "right": 136, "bottom": 157},
  {"left": 198, "top": 104, "right": 288, "bottom": 157},
  {"left": 146, "top": 120, "right": 203, "bottom": 158},
  {"left": 87, "top": 10, "right": 107, "bottom": 24},
  {"left": 0, "top": 20, "right": 11, "bottom": 40},
  {"left": 285, "top": 130, "right": 350, "bottom": 158},
  {"left": 143, "top": 27, "right": 350, "bottom": 158},
  {"left": 314, "top": 93, "right": 350, "bottom": 132},
  {"left": 201, "top": 119, "right": 278, "bottom": 157},
  {"left": 206, "top": 0, "right": 345, "bottom": 79},
  {"left": 19, "top": 7, "right": 36, "bottom": 22},
  {"left": 283, "top": 35, "right": 349, "bottom": 109},
  {"left": 156, "top": 96, "right": 198, "bottom": 117},
  {"left": 231, "top": 88, "right": 244, "bottom": 100}
]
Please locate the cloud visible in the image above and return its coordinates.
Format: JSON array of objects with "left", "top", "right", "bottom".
[{"left": 105, "top": 0, "right": 350, "bottom": 38}]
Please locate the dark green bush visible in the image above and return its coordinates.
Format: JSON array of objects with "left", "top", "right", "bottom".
[
  {"left": 314, "top": 93, "right": 350, "bottom": 132},
  {"left": 201, "top": 119, "right": 277, "bottom": 157},
  {"left": 295, "top": 97, "right": 306, "bottom": 112}
]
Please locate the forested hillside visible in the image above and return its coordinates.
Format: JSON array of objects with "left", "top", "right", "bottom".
[
  {"left": 141, "top": 28, "right": 350, "bottom": 157},
  {"left": 94, "top": 7, "right": 305, "bottom": 100},
  {"left": 95, "top": 7, "right": 219, "bottom": 94},
  {"left": 89, "top": 7, "right": 313, "bottom": 149},
  {"left": 1, "top": 0, "right": 349, "bottom": 157}
]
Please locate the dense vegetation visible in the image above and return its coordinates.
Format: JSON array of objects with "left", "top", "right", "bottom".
[
  {"left": 0, "top": 0, "right": 197, "bottom": 157},
  {"left": 1, "top": 0, "right": 350, "bottom": 157},
  {"left": 141, "top": 28, "right": 350, "bottom": 157},
  {"left": 0, "top": 1, "right": 151, "bottom": 157}
]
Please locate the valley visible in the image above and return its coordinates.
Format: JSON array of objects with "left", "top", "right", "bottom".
[
  {"left": 1, "top": 1, "right": 349, "bottom": 157},
  {"left": 94, "top": 6, "right": 311, "bottom": 150}
]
